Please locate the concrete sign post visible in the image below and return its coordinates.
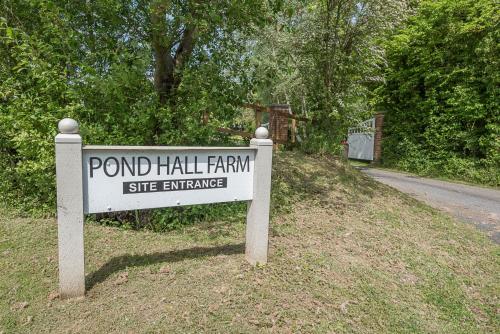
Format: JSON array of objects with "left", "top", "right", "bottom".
[
  {"left": 55, "top": 118, "right": 273, "bottom": 298},
  {"left": 55, "top": 119, "right": 85, "bottom": 299},
  {"left": 246, "top": 127, "right": 273, "bottom": 265}
]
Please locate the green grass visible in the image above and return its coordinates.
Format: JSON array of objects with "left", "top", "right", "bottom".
[
  {"left": 1, "top": 152, "right": 499, "bottom": 333},
  {"left": 346, "top": 159, "right": 371, "bottom": 168},
  {"left": 360, "top": 163, "right": 500, "bottom": 190},
  {"left": 347, "top": 159, "right": 499, "bottom": 190}
]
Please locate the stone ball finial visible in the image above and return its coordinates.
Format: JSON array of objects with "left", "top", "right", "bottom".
[
  {"left": 255, "top": 127, "right": 269, "bottom": 139},
  {"left": 58, "top": 118, "right": 79, "bottom": 134}
]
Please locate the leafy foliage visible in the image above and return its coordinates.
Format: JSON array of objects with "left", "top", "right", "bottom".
[
  {"left": 375, "top": 0, "right": 499, "bottom": 185},
  {"left": 248, "top": 0, "right": 412, "bottom": 152},
  {"left": 0, "top": 0, "right": 268, "bottom": 215},
  {"left": 0, "top": 0, "right": 496, "bottom": 228}
]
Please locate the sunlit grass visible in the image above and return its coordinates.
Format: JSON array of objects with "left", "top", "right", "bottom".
[{"left": 1, "top": 152, "right": 498, "bottom": 333}]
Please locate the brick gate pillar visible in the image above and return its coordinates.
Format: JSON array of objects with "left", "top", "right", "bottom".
[
  {"left": 269, "top": 104, "right": 290, "bottom": 145},
  {"left": 373, "top": 112, "right": 385, "bottom": 163}
]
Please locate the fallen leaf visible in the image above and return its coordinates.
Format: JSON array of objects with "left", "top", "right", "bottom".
[
  {"left": 400, "top": 273, "right": 419, "bottom": 285},
  {"left": 114, "top": 272, "right": 129, "bottom": 285},
  {"left": 48, "top": 291, "right": 59, "bottom": 301},
  {"left": 11, "top": 301, "right": 29, "bottom": 311},
  {"left": 340, "top": 301, "right": 349, "bottom": 314},
  {"left": 159, "top": 266, "right": 170, "bottom": 274}
]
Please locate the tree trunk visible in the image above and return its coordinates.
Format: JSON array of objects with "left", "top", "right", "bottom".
[{"left": 150, "top": 4, "right": 197, "bottom": 142}]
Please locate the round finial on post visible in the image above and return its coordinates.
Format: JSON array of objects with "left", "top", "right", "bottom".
[
  {"left": 255, "top": 127, "right": 269, "bottom": 139},
  {"left": 58, "top": 118, "right": 79, "bottom": 134}
]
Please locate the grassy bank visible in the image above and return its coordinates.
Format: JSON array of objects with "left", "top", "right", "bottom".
[
  {"left": 379, "top": 157, "right": 499, "bottom": 188},
  {"left": 348, "top": 159, "right": 500, "bottom": 191},
  {"left": 1, "top": 153, "right": 498, "bottom": 333}
]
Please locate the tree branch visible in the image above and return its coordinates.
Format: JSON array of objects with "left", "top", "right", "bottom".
[{"left": 174, "top": 25, "right": 197, "bottom": 70}]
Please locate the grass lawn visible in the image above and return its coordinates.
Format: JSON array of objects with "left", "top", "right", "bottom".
[{"left": 1, "top": 152, "right": 498, "bottom": 333}]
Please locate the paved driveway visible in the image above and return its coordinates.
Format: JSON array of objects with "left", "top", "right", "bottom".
[{"left": 359, "top": 168, "right": 500, "bottom": 243}]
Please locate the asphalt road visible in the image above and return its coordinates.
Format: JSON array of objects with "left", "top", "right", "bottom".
[{"left": 359, "top": 168, "right": 500, "bottom": 243}]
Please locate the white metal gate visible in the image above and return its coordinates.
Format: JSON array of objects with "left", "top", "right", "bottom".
[{"left": 347, "top": 118, "right": 375, "bottom": 161}]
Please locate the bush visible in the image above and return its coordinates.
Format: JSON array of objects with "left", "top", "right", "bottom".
[{"left": 376, "top": 0, "right": 500, "bottom": 186}]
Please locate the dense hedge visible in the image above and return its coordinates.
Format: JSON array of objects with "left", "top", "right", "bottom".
[{"left": 375, "top": 0, "right": 499, "bottom": 186}]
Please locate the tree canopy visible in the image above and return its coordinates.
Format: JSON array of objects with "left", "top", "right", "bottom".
[{"left": 0, "top": 0, "right": 497, "bottom": 215}]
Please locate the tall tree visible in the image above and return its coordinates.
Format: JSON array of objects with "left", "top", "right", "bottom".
[
  {"left": 148, "top": 0, "right": 270, "bottom": 138},
  {"left": 248, "top": 0, "right": 412, "bottom": 151}
]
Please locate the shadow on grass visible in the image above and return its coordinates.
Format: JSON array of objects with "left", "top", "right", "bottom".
[{"left": 86, "top": 243, "right": 244, "bottom": 290}]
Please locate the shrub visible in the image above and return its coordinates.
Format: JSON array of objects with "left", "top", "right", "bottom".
[{"left": 376, "top": 0, "right": 500, "bottom": 186}]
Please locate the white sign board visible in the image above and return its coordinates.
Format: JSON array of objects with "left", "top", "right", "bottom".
[
  {"left": 82, "top": 147, "right": 255, "bottom": 214},
  {"left": 55, "top": 118, "right": 273, "bottom": 299}
]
